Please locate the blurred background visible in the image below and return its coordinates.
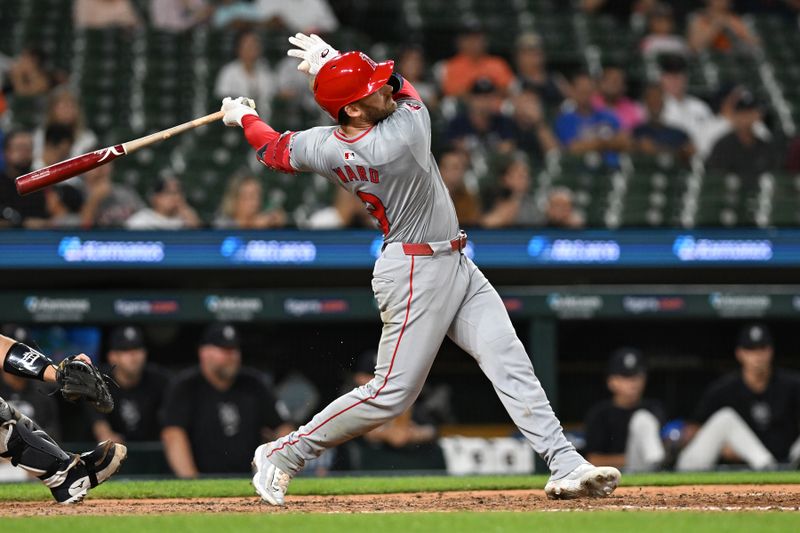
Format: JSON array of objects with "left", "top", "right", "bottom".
[{"left": 1, "top": 0, "right": 800, "bottom": 479}]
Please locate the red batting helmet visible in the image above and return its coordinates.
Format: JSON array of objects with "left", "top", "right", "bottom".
[{"left": 313, "top": 51, "right": 395, "bottom": 120}]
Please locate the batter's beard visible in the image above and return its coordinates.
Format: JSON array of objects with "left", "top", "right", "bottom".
[{"left": 364, "top": 100, "right": 397, "bottom": 124}]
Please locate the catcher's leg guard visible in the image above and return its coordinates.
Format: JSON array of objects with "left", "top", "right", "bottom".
[{"left": 0, "top": 397, "right": 76, "bottom": 488}]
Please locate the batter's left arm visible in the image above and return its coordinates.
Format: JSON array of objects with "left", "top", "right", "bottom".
[{"left": 220, "top": 96, "right": 297, "bottom": 174}]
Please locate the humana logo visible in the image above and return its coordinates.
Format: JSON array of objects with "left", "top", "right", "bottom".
[
  {"left": 528, "top": 237, "right": 620, "bottom": 263},
  {"left": 673, "top": 236, "right": 773, "bottom": 261},
  {"left": 25, "top": 297, "right": 90, "bottom": 313},
  {"left": 58, "top": 237, "right": 164, "bottom": 263}
]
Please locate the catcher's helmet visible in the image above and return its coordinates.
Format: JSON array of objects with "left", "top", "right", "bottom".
[{"left": 313, "top": 51, "right": 395, "bottom": 121}]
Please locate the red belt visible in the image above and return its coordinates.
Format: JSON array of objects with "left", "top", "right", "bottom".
[{"left": 401, "top": 232, "right": 467, "bottom": 256}]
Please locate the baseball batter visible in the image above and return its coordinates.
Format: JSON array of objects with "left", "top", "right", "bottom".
[
  {"left": 221, "top": 33, "right": 620, "bottom": 505},
  {"left": 0, "top": 334, "right": 126, "bottom": 504}
]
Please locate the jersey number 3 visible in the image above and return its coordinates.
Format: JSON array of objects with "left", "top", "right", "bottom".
[{"left": 356, "top": 191, "right": 390, "bottom": 236}]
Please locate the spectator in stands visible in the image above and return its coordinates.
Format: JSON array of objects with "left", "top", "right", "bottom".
[
  {"left": 481, "top": 154, "right": 538, "bottom": 228},
  {"left": 510, "top": 32, "right": 567, "bottom": 110},
  {"left": 150, "top": 0, "right": 212, "bottom": 32},
  {"left": 676, "top": 323, "right": 800, "bottom": 471},
  {"left": 7, "top": 47, "right": 52, "bottom": 99},
  {"left": 787, "top": 136, "right": 800, "bottom": 173},
  {"left": 0, "top": 130, "right": 47, "bottom": 227},
  {"left": 126, "top": 175, "right": 201, "bottom": 230},
  {"left": 211, "top": 0, "right": 262, "bottom": 29},
  {"left": 439, "top": 150, "right": 482, "bottom": 227},
  {"left": 74, "top": 0, "right": 142, "bottom": 29},
  {"left": 687, "top": 0, "right": 759, "bottom": 54},
  {"left": 658, "top": 55, "right": 715, "bottom": 157},
  {"left": 214, "top": 174, "right": 286, "bottom": 229},
  {"left": 214, "top": 30, "right": 275, "bottom": 121},
  {"left": 396, "top": 46, "right": 437, "bottom": 108},
  {"left": 543, "top": 187, "right": 584, "bottom": 229},
  {"left": 0, "top": 325, "right": 61, "bottom": 440},
  {"left": 252, "top": 0, "right": 339, "bottom": 34},
  {"left": 706, "top": 91, "right": 779, "bottom": 186},
  {"left": 161, "top": 323, "right": 289, "bottom": 477},
  {"left": 33, "top": 87, "right": 98, "bottom": 170},
  {"left": 40, "top": 125, "right": 75, "bottom": 174},
  {"left": 24, "top": 184, "right": 84, "bottom": 229},
  {"left": 584, "top": 348, "right": 666, "bottom": 472},
  {"left": 92, "top": 326, "right": 171, "bottom": 444},
  {"left": 510, "top": 87, "right": 559, "bottom": 163},
  {"left": 444, "top": 78, "right": 516, "bottom": 156},
  {"left": 305, "top": 187, "right": 373, "bottom": 229},
  {"left": 633, "top": 83, "right": 695, "bottom": 161},
  {"left": 640, "top": 3, "right": 691, "bottom": 60},
  {"left": 592, "top": 65, "right": 645, "bottom": 132},
  {"left": 440, "top": 23, "right": 514, "bottom": 98},
  {"left": 555, "top": 71, "right": 630, "bottom": 168},
  {"left": 80, "top": 162, "right": 144, "bottom": 228},
  {"left": 581, "top": 0, "right": 658, "bottom": 27}
]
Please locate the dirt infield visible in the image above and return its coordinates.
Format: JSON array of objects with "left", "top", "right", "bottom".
[{"left": 2, "top": 485, "right": 799, "bottom": 516}]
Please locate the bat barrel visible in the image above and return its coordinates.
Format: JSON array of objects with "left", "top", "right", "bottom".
[{"left": 15, "top": 145, "right": 126, "bottom": 195}]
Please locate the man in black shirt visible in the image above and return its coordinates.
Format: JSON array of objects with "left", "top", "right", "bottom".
[
  {"left": 706, "top": 91, "right": 779, "bottom": 189},
  {"left": 91, "top": 325, "right": 170, "bottom": 443},
  {"left": 583, "top": 348, "right": 666, "bottom": 472},
  {"left": 676, "top": 323, "right": 800, "bottom": 471},
  {"left": 161, "top": 323, "right": 287, "bottom": 477},
  {"left": 0, "top": 130, "right": 46, "bottom": 227}
]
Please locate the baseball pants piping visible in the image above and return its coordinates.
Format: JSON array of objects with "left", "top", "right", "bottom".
[{"left": 266, "top": 244, "right": 586, "bottom": 479}]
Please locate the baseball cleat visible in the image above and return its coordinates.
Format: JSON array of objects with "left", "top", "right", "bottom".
[
  {"left": 252, "top": 443, "right": 293, "bottom": 506},
  {"left": 544, "top": 464, "right": 621, "bottom": 500},
  {"left": 50, "top": 441, "right": 128, "bottom": 505}
]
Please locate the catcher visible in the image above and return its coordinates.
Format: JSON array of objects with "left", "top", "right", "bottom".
[{"left": 0, "top": 333, "right": 126, "bottom": 504}]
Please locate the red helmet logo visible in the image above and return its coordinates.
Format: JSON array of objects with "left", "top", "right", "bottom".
[{"left": 313, "top": 51, "right": 395, "bottom": 120}]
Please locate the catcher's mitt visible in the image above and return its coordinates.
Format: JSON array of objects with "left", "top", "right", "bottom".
[{"left": 56, "top": 357, "right": 115, "bottom": 413}]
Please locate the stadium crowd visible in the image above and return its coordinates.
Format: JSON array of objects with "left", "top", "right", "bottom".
[{"left": 1, "top": 0, "right": 800, "bottom": 230}]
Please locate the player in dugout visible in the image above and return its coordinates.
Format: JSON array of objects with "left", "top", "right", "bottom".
[
  {"left": 0, "top": 333, "right": 127, "bottom": 504},
  {"left": 220, "top": 32, "right": 621, "bottom": 505}
]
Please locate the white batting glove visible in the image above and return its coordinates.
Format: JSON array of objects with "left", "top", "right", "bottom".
[
  {"left": 287, "top": 33, "right": 338, "bottom": 76},
  {"left": 220, "top": 96, "right": 257, "bottom": 128}
]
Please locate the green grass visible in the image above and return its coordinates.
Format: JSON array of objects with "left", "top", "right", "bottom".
[
  {"left": 1, "top": 471, "right": 798, "bottom": 502},
  {"left": 3, "top": 512, "right": 800, "bottom": 533}
]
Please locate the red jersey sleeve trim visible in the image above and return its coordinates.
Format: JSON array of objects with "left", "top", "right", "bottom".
[
  {"left": 242, "top": 115, "right": 296, "bottom": 174},
  {"left": 393, "top": 78, "right": 422, "bottom": 102}
]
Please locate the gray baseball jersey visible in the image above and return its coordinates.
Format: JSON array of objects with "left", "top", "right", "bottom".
[
  {"left": 289, "top": 98, "right": 459, "bottom": 243},
  {"left": 259, "top": 88, "right": 586, "bottom": 482}
]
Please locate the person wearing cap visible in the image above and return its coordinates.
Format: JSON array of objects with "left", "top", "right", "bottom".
[
  {"left": 510, "top": 32, "right": 566, "bottom": 109},
  {"left": 583, "top": 348, "right": 666, "bottom": 472},
  {"left": 161, "top": 323, "right": 288, "bottom": 477},
  {"left": 0, "top": 325, "right": 61, "bottom": 441},
  {"left": 444, "top": 78, "right": 516, "bottom": 156},
  {"left": 555, "top": 71, "right": 631, "bottom": 168},
  {"left": 658, "top": 54, "right": 715, "bottom": 157},
  {"left": 676, "top": 323, "right": 800, "bottom": 471},
  {"left": 440, "top": 23, "right": 514, "bottom": 98},
  {"left": 706, "top": 90, "right": 779, "bottom": 186},
  {"left": 125, "top": 175, "right": 201, "bottom": 230},
  {"left": 91, "top": 325, "right": 170, "bottom": 444}
]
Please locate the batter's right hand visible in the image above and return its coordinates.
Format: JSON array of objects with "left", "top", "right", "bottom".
[{"left": 220, "top": 96, "right": 258, "bottom": 127}]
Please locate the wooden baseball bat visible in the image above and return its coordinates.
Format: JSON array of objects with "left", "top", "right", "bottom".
[{"left": 16, "top": 110, "right": 224, "bottom": 195}]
